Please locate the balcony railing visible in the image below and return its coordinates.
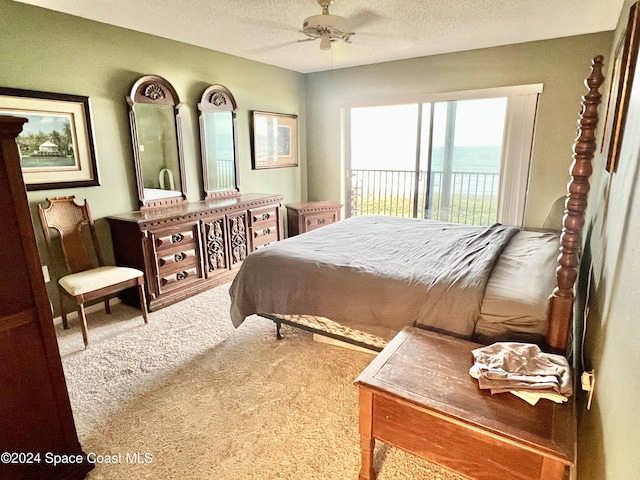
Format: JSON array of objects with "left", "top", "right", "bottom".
[{"left": 348, "top": 169, "right": 499, "bottom": 226}]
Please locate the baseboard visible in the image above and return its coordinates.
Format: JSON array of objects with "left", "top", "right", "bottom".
[{"left": 51, "top": 298, "right": 122, "bottom": 326}]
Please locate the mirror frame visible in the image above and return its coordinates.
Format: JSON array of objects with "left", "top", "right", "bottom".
[
  {"left": 198, "top": 85, "right": 240, "bottom": 199},
  {"left": 127, "top": 75, "right": 187, "bottom": 209}
]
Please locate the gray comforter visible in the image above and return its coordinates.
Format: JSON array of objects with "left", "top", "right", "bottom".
[{"left": 229, "top": 215, "right": 519, "bottom": 339}]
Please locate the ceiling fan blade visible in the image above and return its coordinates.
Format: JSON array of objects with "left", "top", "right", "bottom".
[
  {"left": 241, "top": 18, "right": 299, "bottom": 34},
  {"left": 356, "top": 30, "right": 418, "bottom": 44},
  {"left": 247, "top": 40, "right": 304, "bottom": 54},
  {"left": 347, "top": 8, "right": 385, "bottom": 30}
]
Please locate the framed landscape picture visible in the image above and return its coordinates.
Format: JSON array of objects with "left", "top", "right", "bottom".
[
  {"left": 250, "top": 111, "right": 298, "bottom": 169},
  {"left": 0, "top": 87, "right": 100, "bottom": 190}
]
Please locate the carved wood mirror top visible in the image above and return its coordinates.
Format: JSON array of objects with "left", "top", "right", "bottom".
[
  {"left": 127, "top": 75, "right": 187, "bottom": 209},
  {"left": 198, "top": 84, "right": 240, "bottom": 199}
]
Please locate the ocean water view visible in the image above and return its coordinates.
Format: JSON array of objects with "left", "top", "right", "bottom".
[
  {"left": 20, "top": 155, "right": 76, "bottom": 169},
  {"left": 351, "top": 145, "right": 502, "bottom": 173},
  {"left": 429, "top": 145, "right": 502, "bottom": 173},
  {"left": 349, "top": 145, "right": 502, "bottom": 225}
]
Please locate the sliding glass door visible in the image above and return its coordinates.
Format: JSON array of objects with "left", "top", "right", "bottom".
[
  {"left": 347, "top": 86, "right": 539, "bottom": 226},
  {"left": 349, "top": 104, "right": 421, "bottom": 217},
  {"left": 426, "top": 97, "right": 506, "bottom": 225}
]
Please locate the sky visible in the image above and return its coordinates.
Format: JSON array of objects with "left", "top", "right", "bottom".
[
  {"left": 0, "top": 110, "right": 72, "bottom": 136},
  {"left": 350, "top": 98, "right": 507, "bottom": 170}
]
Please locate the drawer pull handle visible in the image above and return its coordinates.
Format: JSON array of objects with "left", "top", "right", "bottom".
[
  {"left": 176, "top": 271, "right": 188, "bottom": 281},
  {"left": 171, "top": 233, "right": 184, "bottom": 243},
  {"left": 174, "top": 252, "right": 186, "bottom": 262},
  {"left": 261, "top": 213, "right": 270, "bottom": 220},
  {"left": 263, "top": 228, "right": 270, "bottom": 235},
  {"left": 317, "top": 219, "right": 325, "bottom": 225}
]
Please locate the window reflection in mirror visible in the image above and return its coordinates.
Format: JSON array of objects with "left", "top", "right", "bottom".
[
  {"left": 199, "top": 85, "right": 239, "bottom": 199},
  {"left": 127, "top": 75, "right": 187, "bottom": 208},
  {"left": 134, "top": 103, "right": 182, "bottom": 199},
  {"left": 202, "top": 111, "right": 235, "bottom": 192}
]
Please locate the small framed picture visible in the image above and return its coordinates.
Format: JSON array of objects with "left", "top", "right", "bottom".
[
  {"left": 250, "top": 111, "right": 298, "bottom": 169},
  {"left": 0, "top": 87, "right": 100, "bottom": 190}
]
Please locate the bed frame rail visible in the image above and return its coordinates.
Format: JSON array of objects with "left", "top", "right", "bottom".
[{"left": 264, "top": 314, "right": 386, "bottom": 352}]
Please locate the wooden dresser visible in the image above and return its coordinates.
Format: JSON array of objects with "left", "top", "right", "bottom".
[
  {"left": 0, "top": 116, "right": 92, "bottom": 479},
  {"left": 107, "top": 193, "right": 283, "bottom": 311},
  {"left": 285, "top": 201, "right": 341, "bottom": 237}
]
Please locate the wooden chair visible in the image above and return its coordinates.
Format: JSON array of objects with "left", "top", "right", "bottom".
[{"left": 38, "top": 196, "right": 148, "bottom": 347}]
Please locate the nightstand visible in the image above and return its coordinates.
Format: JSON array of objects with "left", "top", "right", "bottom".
[
  {"left": 285, "top": 201, "right": 342, "bottom": 237},
  {"left": 354, "top": 327, "right": 575, "bottom": 480}
]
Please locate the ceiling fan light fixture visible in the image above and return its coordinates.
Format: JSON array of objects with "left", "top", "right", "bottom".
[
  {"left": 300, "top": 0, "right": 353, "bottom": 50},
  {"left": 320, "top": 32, "right": 331, "bottom": 50},
  {"left": 302, "top": 14, "right": 346, "bottom": 34}
]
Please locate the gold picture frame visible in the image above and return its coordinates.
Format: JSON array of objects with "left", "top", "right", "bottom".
[
  {"left": 251, "top": 111, "right": 298, "bottom": 169},
  {"left": 601, "top": 2, "right": 640, "bottom": 173},
  {"left": 0, "top": 87, "right": 100, "bottom": 190}
]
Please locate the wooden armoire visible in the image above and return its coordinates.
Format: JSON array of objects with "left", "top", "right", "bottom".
[{"left": 0, "top": 116, "right": 92, "bottom": 479}]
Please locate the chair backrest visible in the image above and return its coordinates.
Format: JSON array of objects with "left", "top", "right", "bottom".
[{"left": 38, "top": 196, "right": 104, "bottom": 275}]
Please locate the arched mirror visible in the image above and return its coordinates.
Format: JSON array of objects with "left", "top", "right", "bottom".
[
  {"left": 127, "top": 75, "right": 187, "bottom": 208},
  {"left": 198, "top": 85, "right": 239, "bottom": 199}
]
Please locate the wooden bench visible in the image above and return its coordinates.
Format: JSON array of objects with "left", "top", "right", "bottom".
[{"left": 354, "top": 327, "right": 575, "bottom": 480}]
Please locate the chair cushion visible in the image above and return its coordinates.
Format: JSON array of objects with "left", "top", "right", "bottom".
[{"left": 59, "top": 266, "right": 143, "bottom": 296}]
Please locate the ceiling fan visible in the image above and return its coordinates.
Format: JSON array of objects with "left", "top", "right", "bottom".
[{"left": 300, "top": 0, "right": 357, "bottom": 50}]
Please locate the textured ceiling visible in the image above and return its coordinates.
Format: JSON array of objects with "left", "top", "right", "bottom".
[{"left": 15, "top": 0, "right": 624, "bottom": 73}]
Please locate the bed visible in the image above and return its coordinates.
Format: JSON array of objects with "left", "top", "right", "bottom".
[{"left": 229, "top": 55, "right": 605, "bottom": 354}]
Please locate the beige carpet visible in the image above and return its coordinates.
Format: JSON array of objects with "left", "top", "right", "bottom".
[{"left": 56, "top": 283, "right": 466, "bottom": 480}]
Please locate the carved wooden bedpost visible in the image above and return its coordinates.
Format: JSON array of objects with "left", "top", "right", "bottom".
[{"left": 547, "top": 55, "right": 605, "bottom": 353}]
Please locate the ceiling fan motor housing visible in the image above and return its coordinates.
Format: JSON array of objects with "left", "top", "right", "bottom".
[{"left": 302, "top": 14, "right": 350, "bottom": 40}]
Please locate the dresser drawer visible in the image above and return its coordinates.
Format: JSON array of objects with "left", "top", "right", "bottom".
[
  {"left": 250, "top": 206, "right": 278, "bottom": 228},
  {"left": 159, "top": 265, "right": 200, "bottom": 290},
  {"left": 251, "top": 225, "right": 279, "bottom": 249},
  {"left": 158, "top": 248, "right": 198, "bottom": 270},
  {"left": 304, "top": 212, "right": 337, "bottom": 232},
  {"left": 154, "top": 227, "right": 197, "bottom": 252}
]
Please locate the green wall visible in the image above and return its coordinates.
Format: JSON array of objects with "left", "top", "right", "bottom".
[
  {"left": 0, "top": 0, "right": 306, "bottom": 310},
  {"left": 4, "top": 3, "right": 637, "bottom": 477},
  {"left": 305, "top": 32, "right": 613, "bottom": 228},
  {"left": 578, "top": 1, "right": 640, "bottom": 478}
]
